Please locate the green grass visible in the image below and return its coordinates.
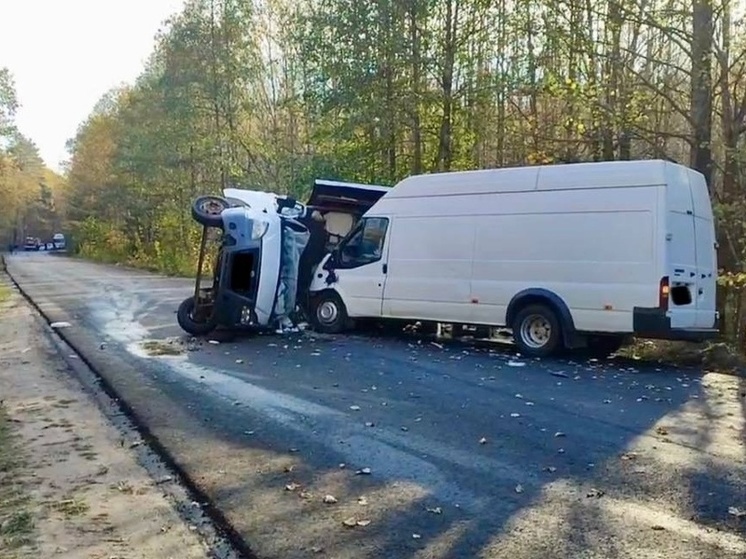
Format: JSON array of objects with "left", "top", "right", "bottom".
[{"left": 0, "top": 404, "right": 35, "bottom": 553}]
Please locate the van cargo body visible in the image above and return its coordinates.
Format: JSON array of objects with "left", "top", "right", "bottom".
[{"left": 308, "top": 160, "right": 719, "bottom": 357}]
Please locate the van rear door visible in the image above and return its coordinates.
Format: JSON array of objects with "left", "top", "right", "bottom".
[
  {"left": 689, "top": 172, "right": 718, "bottom": 329},
  {"left": 664, "top": 166, "right": 698, "bottom": 329}
]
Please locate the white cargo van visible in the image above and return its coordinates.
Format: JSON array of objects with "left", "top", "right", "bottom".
[{"left": 308, "top": 160, "right": 719, "bottom": 357}]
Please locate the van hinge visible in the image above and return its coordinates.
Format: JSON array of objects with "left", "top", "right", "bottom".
[{"left": 382, "top": 263, "right": 388, "bottom": 274}]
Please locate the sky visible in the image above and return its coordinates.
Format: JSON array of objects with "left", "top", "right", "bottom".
[{"left": 0, "top": 0, "right": 186, "bottom": 172}]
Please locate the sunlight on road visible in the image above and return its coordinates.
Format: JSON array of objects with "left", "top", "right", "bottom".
[{"left": 478, "top": 374, "right": 746, "bottom": 559}]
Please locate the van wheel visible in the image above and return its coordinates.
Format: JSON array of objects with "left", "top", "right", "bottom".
[
  {"left": 191, "top": 195, "right": 229, "bottom": 228},
  {"left": 177, "top": 296, "right": 217, "bottom": 336},
  {"left": 512, "top": 304, "right": 563, "bottom": 357},
  {"left": 313, "top": 291, "right": 350, "bottom": 334}
]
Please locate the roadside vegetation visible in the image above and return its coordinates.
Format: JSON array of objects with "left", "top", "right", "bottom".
[
  {"left": 1, "top": 0, "right": 746, "bottom": 366},
  {"left": 0, "top": 404, "right": 34, "bottom": 556},
  {"left": 0, "top": 69, "right": 67, "bottom": 251}
]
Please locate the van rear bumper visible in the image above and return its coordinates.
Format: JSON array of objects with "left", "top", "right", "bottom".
[{"left": 633, "top": 307, "right": 719, "bottom": 341}]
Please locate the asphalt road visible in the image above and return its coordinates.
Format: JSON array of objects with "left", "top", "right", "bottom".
[{"left": 5, "top": 251, "right": 746, "bottom": 559}]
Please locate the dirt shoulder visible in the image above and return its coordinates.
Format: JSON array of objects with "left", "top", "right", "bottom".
[{"left": 0, "top": 278, "right": 210, "bottom": 559}]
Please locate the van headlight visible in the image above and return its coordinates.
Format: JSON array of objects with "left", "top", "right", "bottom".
[{"left": 251, "top": 220, "right": 269, "bottom": 240}]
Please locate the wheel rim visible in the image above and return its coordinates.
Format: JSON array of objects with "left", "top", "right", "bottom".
[
  {"left": 519, "top": 314, "right": 552, "bottom": 349},
  {"left": 317, "top": 300, "right": 339, "bottom": 325},
  {"left": 198, "top": 197, "right": 228, "bottom": 216}
]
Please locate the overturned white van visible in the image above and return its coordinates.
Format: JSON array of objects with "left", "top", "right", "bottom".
[{"left": 308, "top": 160, "right": 719, "bottom": 357}]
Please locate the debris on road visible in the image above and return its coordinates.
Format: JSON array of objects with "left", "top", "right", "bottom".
[
  {"left": 479, "top": 437, "right": 488, "bottom": 444},
  {"left": 50, "top": 321, "right": 72, "bottom": 329},
  {"left": 343, "top": 517, "right": 371, "bottom": 528},
  {"left": 322, "top": 495, "right": 338, "bottom": 504},
  {"left": 728, "top": 507, "right": 746, "bottom": 518},
  {"left": 355, "top": 467, "right": 372, "bottom": 475}
]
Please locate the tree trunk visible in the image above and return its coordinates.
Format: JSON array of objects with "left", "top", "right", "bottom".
[
  {"left": 434, "top": 0, "right": 457, "bottom": 172},
  {"left": 690, "top": 0, "right": 714, "bottom": 188}
]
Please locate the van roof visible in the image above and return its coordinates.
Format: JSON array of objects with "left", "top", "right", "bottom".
[{"left": 385, "top": 159, "right": 696, "bottom": 199}]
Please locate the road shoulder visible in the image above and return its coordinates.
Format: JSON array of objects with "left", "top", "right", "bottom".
[{"left": 0, "top": 278, "right": 210, "bottom": 559}]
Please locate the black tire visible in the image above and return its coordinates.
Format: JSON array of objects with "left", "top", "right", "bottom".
[
  {"left": 312, "top": 291, "right": 350, "bottom": 334},
  {"left": 512, "top": 304, "right": 563, "bottom": 357},
  {"left": 191, "top": 195, "right": 230, "bottom": 228},
  {"left": 583, "top": 335, "right": 625, "bottom": 359},
  {"left": 177, "top": 296, "right": 217, "bottom": 336}
]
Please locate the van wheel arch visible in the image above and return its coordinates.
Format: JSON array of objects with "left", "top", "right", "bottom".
[{"left": 506, "top": 289, "right": 576, "bottom": 347}]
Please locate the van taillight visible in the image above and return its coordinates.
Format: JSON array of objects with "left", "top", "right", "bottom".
[{"left": 659, "top": 276, "right": 670, "bottom": 309}]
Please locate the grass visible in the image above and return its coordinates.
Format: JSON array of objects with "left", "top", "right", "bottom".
[
  {"left": 0, "top": 404, "right": 35, "bottom": 553},
  {"left": 0, "top": 284, "right": 10, "bottom": 305},
  {"left": 49, "top": 498, "right": 89, "bottom": 517},
  {"left": 618, "top": 339, "right": 746, "bottom": 375}
]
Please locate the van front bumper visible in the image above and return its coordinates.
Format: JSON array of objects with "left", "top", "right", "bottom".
[{"left": 632, "top": 307, "right": 719, "bottom": 342}]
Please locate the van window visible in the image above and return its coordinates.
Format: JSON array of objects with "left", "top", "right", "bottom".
[{"left": 338, "top": 217, "right": 389, "bottom": 268}]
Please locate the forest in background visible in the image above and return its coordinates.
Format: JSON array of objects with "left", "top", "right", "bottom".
[
  {"left": 2, "top": 0, "right": 746, "bottom": 345},
  {"left": 0, "top": 68, "right": 67, "bottom": 247}
]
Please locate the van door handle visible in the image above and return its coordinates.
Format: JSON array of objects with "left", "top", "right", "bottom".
[{"left": 382, "top": 264, "right": 388, "bottom": 274}]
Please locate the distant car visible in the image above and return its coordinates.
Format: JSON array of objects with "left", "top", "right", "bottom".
[
  {"left": 52, "top": 233, "right": 65, "bottom": 251},
  {"left": 23, "top": 237, "right": 40, "bottom": 251}
]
